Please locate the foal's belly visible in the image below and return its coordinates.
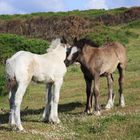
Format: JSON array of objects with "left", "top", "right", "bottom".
[
  {"left": 100, "top": 61, "right": 118, "bottom": 75},
  {"left": 32, "top": 74, "right": 54, "bottom": 83}
]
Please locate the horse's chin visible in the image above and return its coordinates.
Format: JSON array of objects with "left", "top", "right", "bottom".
[{"left": 64, "top": 60, "right": 71, "bottom": 67}]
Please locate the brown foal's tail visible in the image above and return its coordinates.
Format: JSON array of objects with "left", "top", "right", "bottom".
[{"left": 111, "top": 74, "right": 114, "bottom": 82}]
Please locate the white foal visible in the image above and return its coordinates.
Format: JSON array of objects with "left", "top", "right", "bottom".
[{"left": 6, "top": 38, "right": 70, "bottom": 131}]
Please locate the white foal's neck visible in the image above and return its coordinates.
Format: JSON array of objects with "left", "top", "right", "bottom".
[
  {"left": 47, "top": 38, "right": 67, "bottom": 61},
  {"left": 47, "top": 38, "right": 62, "bottom": 52}
]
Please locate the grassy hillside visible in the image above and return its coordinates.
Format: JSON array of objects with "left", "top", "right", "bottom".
[
  {"left": 0, "top": 7, "right": 139, "bottom": 41},
  {"left": 0, "top": 7, "right": 128, "bottom": 20},
  {"left": 0, "top": 10, "right": 140, "bottom": 139}
]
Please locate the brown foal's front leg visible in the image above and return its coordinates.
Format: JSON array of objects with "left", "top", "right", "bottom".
[
  {"left": 105, "top": 74, "right": 115, "bottom": 110},
  {"left": 93, "top": 73, "right": 100, "bottom": 116},
  {"left": 85, "top": 79, "right": 92, "bottom": 114}
]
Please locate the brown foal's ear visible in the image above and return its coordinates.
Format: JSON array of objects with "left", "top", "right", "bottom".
[
  {"left": 61, "top": 36, "right": 67, "bottom": 44},
  {"left": 73, "top": 37, "right": 77, "bottom": 44}
]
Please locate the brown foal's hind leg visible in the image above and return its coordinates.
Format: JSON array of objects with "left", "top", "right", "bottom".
[
  {"left": 105, "top": 74, "right": 115, "bottom": 110},
  {"left": 85, "top": 79, "right": 92, "bottom": 114},
  {"left": 118, "top": 64, "right": 125, "bottom": 107},
  {"left": 93, "top": 73, "right": 100, "bottom": 116}
]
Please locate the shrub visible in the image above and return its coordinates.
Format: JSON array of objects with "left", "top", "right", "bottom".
[
  {"left": 0, "top": 33, "right": 50, "bottom": 96},
  {"left": 0, "top": 33, "right": 50, "bottom": 64},
  {"left": 123, "top": 20, "right": 140, "bottom": 29},
  {"left": 82, "top": 25, "right": 138, "bottom": 46}
]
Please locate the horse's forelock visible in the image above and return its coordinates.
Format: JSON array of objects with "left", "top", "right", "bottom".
[{"left": 76, "top": 38, "right": 99, "bottom": 48}]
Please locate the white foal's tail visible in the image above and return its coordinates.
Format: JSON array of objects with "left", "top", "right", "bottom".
[{"left": 6, "top": 59, "right": 16, "bottom": 90}]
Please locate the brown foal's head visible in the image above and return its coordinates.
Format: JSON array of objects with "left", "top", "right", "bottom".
[
  {"left": 64, "top": 38, "right": 83, "bottom": 66},
  {"left": 64, "top": 37, "right": 99, "bottom": 66}
]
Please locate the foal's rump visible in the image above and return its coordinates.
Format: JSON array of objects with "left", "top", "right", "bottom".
[
  {"left": 107, "top": 42, "right": 127, "bottom": 68},
  {"left": 6, "top": 51, "right": 35, "bottom": 84},
  {"left": 96, "top": 42, "right": 127, "bottom": 75},
  {"left": 114, "top": 42, "right": 127, "bottom": 68}
]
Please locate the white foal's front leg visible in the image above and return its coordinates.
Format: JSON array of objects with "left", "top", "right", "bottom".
[
  {"left": 49, "top": 78, "right": 63, "bottom": 124},
  {"left": 14, "top": 83, "right": 28, "bottom": 131},
  {"left": 42, "top": 83, "right": 52, "bottom": 121}
]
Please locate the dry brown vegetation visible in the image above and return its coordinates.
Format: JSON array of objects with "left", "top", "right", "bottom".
[{"left": 0, "top": 7, "right": 140, "bottom": 41}]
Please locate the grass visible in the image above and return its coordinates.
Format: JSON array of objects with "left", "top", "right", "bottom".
[{"left": 0, "top": 23, "right": 140, "bottom": 140}]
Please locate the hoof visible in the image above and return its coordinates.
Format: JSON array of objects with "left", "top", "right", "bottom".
[
  {"left": 120, "top": 103, "right": 125, "bottom": 108},
  {"left": 94, "top": 111, "right": 101, "bottom": 116},
  {"left": 105, "top": 105, "right": 113, "bottom": 110},
  {"left": 84, "top": 108, "right": 93, "bottom": 115},
  {"left": 119, "top": 96, "right": 125, "bottom": 108},
  {"left": 16, "top": 125, "right": 24, "bottom": 132},
  {"left": 12, "top": 125, "right": 25, "bottom": 132},
  {"left": 105, "top": 100, "right": 114, "bottom": 110},
  {"left": 119, "top": 101, "right": 125, "bottom": 108},
  {"left": 49, "top": 117, "right": 60, "bottom": 124}
]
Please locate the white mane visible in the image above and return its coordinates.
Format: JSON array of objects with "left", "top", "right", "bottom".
[{"left": 47, "top": 38, "right": 61, "bottom": 52}]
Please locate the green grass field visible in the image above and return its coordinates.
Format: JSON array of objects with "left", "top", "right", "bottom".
[{"left": 0, "top": 24, "right": 140, "bottom": 140}]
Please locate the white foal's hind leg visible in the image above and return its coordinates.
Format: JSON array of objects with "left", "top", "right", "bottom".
[
  {"left": 42, "top": 83, "right": 53, "bottom": 122},
  {"left": 9, "top": 85, "right": 17, "bottom": 126},
  {"left": 14, "top": 83, "right": 28, "bottom": 131},
  {"left": 118, "top": 64, "right": 125, "bottom": 107},
  {"left": 105, "top": 74, "right": 115, "bottom": 110},
  {"left": 49, "top": 78, "right": 63, "bottom": 124}
]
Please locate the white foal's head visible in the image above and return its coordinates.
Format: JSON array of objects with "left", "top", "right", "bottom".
[{"left": 47, "top": 38, "right": 71, "bottom": 52}]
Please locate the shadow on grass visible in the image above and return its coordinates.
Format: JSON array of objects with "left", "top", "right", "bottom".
[
  {"left": 59, "top": 102, "right": 84, "bottom": 113},
  {"left": 0, "top": 125, "right": 12, "bottom": 131},
  {"left": 0, "top": 112, "right": 9, "bottom": 124},
  {"left": 0, "top": 101, "right": 84, "bottom": 124}
]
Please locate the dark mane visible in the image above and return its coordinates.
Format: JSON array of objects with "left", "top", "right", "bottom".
[{"left": 79, "top": 38, "right": 99, "bottom": 48}]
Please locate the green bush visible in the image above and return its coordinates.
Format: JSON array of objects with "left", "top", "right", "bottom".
[
  {"left": 123, "top": 20, "right": 140, "bottom": 29},
  {"left": 0, "top": 33, "right": 50, "bottom": 64},
  {"left": 0, "top": 33, "right": 50, "bottom": 96},
  {"left": 0, "top": 73, "right": 6, "bottom": 96},
  {"left": 83, "top": 26, "right": 138, "bottom": 46}
]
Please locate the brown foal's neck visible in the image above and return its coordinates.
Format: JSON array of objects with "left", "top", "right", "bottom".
[{"left": 78, "top": 45, "right": 95, "bottom": 67}]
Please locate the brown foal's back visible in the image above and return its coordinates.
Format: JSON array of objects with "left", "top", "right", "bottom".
[{"left": 81, "top": 42, "right": 127, "bottom": 76}]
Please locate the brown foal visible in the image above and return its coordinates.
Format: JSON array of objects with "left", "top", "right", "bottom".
[{"left": 65, "top": 38, "right": 127, "bottom": 115}]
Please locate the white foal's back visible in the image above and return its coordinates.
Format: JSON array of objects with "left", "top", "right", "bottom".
[{"left": 6, "top": 49, "right": 67, "bottom": 84}]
